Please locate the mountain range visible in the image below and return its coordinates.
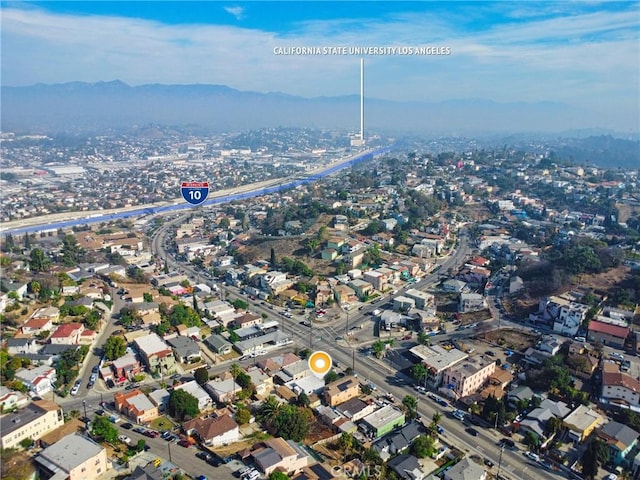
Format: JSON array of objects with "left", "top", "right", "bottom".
[{"left": 1, "top": 80, "right": 603, "bottom": 136}]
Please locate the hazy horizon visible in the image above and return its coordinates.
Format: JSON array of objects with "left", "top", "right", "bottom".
[{"left": 2, "top": 2, "right": 639, "bottom": 133}]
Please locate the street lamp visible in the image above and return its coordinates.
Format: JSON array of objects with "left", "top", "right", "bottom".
[
  {"left": 521, "top": 465, "right": 529, "bottom": 480},
  {"left": 82, "top": 400, "right": 88, "bottom": 422}
]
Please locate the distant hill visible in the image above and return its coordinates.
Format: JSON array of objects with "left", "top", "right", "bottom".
[
  {"left": 548, "top": 135, "right": 640, "bottom": 170},
  {"left": 1, "top": 80, "right": 602, "bottom": 136}
]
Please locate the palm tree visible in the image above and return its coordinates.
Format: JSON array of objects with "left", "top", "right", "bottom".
[
  {"left": 257, "top": 395, "right": 281, "bottom": 425},
  {"left": 230, "top": 363, "right": 243, "bottom": 402},
  {"left": 411, "top": 363, "right": 429, "bottom": 388},
  {"left": 432, "top": 411, "right": 442, "bottom": 424}
]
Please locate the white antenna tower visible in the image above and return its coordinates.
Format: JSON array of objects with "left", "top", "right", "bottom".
[{"left": 360, "top": 57, "right": 365, "bottom": 144}]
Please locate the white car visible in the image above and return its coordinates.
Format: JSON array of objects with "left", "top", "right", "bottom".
[
  {"left": 70, "top": 380, "right": 81, "bottom": 395},
  {"left": 118, "top": 435, "right": 132, "bottom": 445},
  {"left": 415, "top": 386, "right": 427, "bottom": 394},
  {"left": 525, "top": 451, "right": 540, "bottom": 462}
]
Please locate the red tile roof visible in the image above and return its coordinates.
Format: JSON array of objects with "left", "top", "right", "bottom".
[
  {"left": 588, "top": 321, "right": 629, "bottom": 339},
  {"left": 51, "top": 322, "right": 83, "bottom": 338}
]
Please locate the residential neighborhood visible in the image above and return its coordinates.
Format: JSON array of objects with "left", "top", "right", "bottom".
[{"left": 1, "top": 130, "right": 640, "bottom": 480}]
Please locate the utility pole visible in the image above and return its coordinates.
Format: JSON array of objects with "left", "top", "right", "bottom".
[{"left": 496, "top": 444, "right": 505, "bottom": 479}]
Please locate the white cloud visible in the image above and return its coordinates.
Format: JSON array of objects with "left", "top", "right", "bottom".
[
  {"left": 0, "top": 3, "right": 637, "bottom": 126},
  {"left": 224, "top": 6, "right": 245, "bottom": 20}
]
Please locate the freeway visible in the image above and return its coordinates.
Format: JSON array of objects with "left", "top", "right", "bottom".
[{"left": 1, "top": 147, "right": 391, "bottom": 236}]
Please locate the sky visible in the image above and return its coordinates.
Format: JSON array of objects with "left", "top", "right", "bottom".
[{"left": 1, "top": 1, "right": 639, "bottom": 130}]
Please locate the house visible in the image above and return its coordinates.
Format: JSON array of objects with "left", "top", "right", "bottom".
[
  {"left": 519, "top": 399, "right": 571, "bottom": 440},
  {"left": 258, "top": 352, "right": 301, "bottom": 375},
  {"left": 601, "top": 361, "right": 640, "bottom": 410},
  {"left": 387, "top": 454, "right": 425, "bottom": 480},
  {"left": 174, "top": 380, "right": 212, "bottom": 411},
  {"left": 333, "top": 284, "right": 357, "bottom": 306},
  {"left": 14, "top": 365, "right": 57, "bottom": 396},
  {"left": 348, "top": 279, "right": 374, "bottom": 300},
  {"left": 29, "top": 306, "right": 60, "bottom": 323},
  {"left": 20, "top": 317, "right": 54, "bottom": 336},
  {"left": 360, "top": 405, "right": 405, "bottom": 438},
  {"left": 506, "top": 386, "right": 535, "bottom": 409},
  {"left": 114, "top": 389, "right": 159, "bottom": 424},
  {"left": 443, "top": 457, "right": 486, "bottom": 480},
  {"left": 0, "top": 400, "right": 64, "bottom": 449},
  {"left": 588, "top": 320, "right": 630, "bottom": 349},
  {"left": 149, "top": 388, "right": 170, "bottom": 412},
  {"left": 0, "top": 386, "right": 29, "bottom": 411},
  {"left": 404, "top": 289, "right": 434, "bottom": 310},
  {"left": 246, "top": 367, "right": 274, "bottom": 397},
  {"left": 394, "top": 296, "right": 416, "bottom": 313},
  {"left": 598, "top": 421, "right": 639, "bottom": 468},
  {"left": 182, "top": 413, "right": 239, "bottom": 447},
  {"left": 134, "top": 332, "right": 176, "bottom": 375},
  {"left": 458, "top": 293, "right": 486, "bottom": 313},
  {"left": 563, "top": 405, "right": 605, "bottom": 443},
  {"left": 373, "top": 421, "right": 428, "bottom": 461},
  {"left": 230, "top": 312, "right": 262, "bottom": 329},
  {"left": 252, "top": 437, "right": 309, "bottom": 475},
  {"left": 111, "top": 353, "right": 143, "bottom": 381},
  {"left": 324, "top": 375, "right": 360, "bottom": 407},
  {"left": 35, "top": 433, "right": 108, "bottom": 480},
  {"left": 166, "top": 336, "right": 201, "bottom": 364},
  {"left": 50, "top": 323, "right": 87, "bottom": 345},
  {"left": 6, "top": 337, "right": 40, "bottom": 355},
  {"left": 442, "top": 279, "right": 466, "bottom": 293},
  {"left": 206, "top": 378, "right": 242, "bottom": 404},
  {"left": 205, "top": 334, "right": 233, "bottom": 355},
  {"left": 335, "top": 397, "right": 377, "bottom": 422}
]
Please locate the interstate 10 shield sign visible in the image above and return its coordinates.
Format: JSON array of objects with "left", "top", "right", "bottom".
[{"left": 181, "top": 182, "right": 209, "bottom": 206}]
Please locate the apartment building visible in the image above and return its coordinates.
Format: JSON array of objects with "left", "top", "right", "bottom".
[
  {"left": 133, "top": 332, "right": 176, "bottom": 375},
  {"left": 324, "top": 376, "right": 360, "bottom": 407},
  {"left": 0, "top": 400, "right": 64, "bottom": 449},
  {"left": 442, "top": 357, "right": 496, "bottom": 399},
  {"left": 35, "top": 433, "right": 108, "bottom": 480}
]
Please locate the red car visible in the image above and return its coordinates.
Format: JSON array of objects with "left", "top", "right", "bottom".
[
  {"left": 177, "top": 439, "right": 191, "bottom": 448},
  {"left": 144, "top": 430, "right": 159, "bottom": 439}
]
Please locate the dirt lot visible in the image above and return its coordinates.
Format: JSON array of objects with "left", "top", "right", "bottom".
[{"left": 475, "top": 328, "right": 538, "bottom": 353}]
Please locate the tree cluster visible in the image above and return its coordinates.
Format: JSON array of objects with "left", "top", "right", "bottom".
[
  {"left": 167, "top": 389, "right": 200, "bottom": 421},
  {"left": 256, "top": 396, "right": 311, "bottom": 442}
]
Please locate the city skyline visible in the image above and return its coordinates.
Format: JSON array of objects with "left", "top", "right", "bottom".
[{"left": 1, "top": 1, "right": 639, "bottom": 132}]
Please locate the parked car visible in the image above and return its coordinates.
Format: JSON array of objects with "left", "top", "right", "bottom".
[
  {"left": 177, "top": 439, "right": 191, "bottom": 448},
  {"left": 524, "top": 451, "right": 540, "bottom": 462},
  {"left": 415, "top": 386, "right": 427, "bottom": 394},
  {"left": 70, "top": 380, "right": 81, "bottom": 396},
  {"left": 133, "top": 427, "right": 146, "bottom": 434},
  {"left": 466, "top": 427, "right": 479, "bottom": 436},
  {"left": 121, "top": 423, "right": 133, "bottom": 430},
  {"left": 436, "top": 425, "right": 445, "bottom": 434},
  {"left": 196, "top": 452, "right": 212, "bottom": 462},
  {"left": 118, "top": 435, "right": 132, "bottom": 444},
  {"left": 144, "top": 430, "right": 159, "bottom": 438},
  {"left": 484, "top": 459, "right": 494, "bottom": 468}
]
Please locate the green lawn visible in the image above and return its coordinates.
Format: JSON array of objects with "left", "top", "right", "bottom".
[{"left": 150, "top": 416, "right": 175, "bottom": 431}]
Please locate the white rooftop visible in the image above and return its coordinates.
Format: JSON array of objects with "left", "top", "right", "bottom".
[
  {"left": 38, "top": 434, "right": 104, "bottom": 473},
  {"left": 134, "top": 333, "right": 170, "bottom": 355}
]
